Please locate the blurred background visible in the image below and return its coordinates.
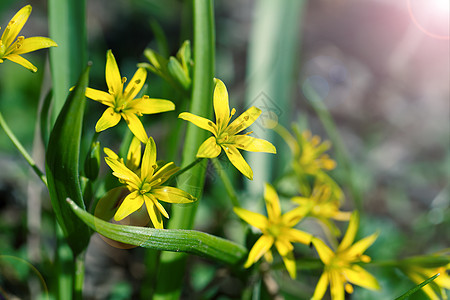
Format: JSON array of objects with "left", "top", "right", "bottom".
[{"left": 0, "top": 0, "right": 449, "bottom": 299}]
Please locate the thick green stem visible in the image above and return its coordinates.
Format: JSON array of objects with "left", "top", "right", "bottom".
[
  {"left": 211, "top": 158, "right": 240, "bottom": 207},
  {"left": 73, "top": 253, "right": 85, "bottom": 300},
  {"left": 153, "top": 0, "right": 215, "bottom": 299},
  {"left": 0, "top": 112, "right": 47, "bottom": 186}
]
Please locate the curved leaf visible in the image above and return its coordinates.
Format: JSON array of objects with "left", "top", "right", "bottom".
[
  {"left": 45, "top": 65, "right": 91, "bottom": 255},
  {"left": 67, "top": 199, "right": 247, "bottom": 265}
]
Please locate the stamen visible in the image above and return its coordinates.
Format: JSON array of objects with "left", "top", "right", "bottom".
[
  {"left": 230, "top": 108, "right": 236, "bottom": 116},
  {"left": 122, "top": 77, "right": 127, "bottom": 84}
]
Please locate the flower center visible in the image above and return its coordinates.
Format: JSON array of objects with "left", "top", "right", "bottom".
[
  {"left": 139, "top": 183, "right": 151, "bottom": 195},
  {"left": 267, "top": 222, "right": 283, "bottom": 238},
  {"left": 0, "top": 41, "right": 5, "bottom": 58}
]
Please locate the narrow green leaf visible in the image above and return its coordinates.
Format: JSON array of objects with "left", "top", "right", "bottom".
[
  {"left": 168, "top": 57, "right": 191, "bottom": 90},
  {"left": 67, "top": 199, "right": 247, "bottom": 265},
  {"left": 39, "top": 89, "right": 53, "bottom": 148},
  {"left": 45, "top": 65, "right": 91, "bottom": 256},
  {"left": 394, "top": 273, "right": 440, "bottom": 300}
]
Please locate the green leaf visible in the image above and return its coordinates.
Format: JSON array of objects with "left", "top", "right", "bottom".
[
  {"left": 67, "top": 199, "right": 247, "bottom": 265},
  {"left": 39, "top": 89, "right": 53, "bottom": 148},
  {"left": 168, "top": 56, "right": 191, "bottom": 91},
  {"left": 394, "top": 273, "right": 440, "bottom": 300},
  {"left": 45, "top": 65, "right": 91, "bottom": 256}
]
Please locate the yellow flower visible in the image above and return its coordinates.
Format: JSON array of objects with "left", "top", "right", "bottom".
[
  {"left": 311, "top": 211, "right": 380, "bottom": 300},
  {"left": 179, "top": 79, "right": 276, "bottom": 180},
  {"left": 104, "top": 137, "right": 196, "bottom": 229},
  {"left": 0, "top": 5, "right": 57, "bottom": 72},
  {"left": 292, "top": 182, "right": 350, "bottom": 235},
  {"left": 234, "top": 183, "right": 312, "bottom": 279},
  {"left": 86, "top": 50, "right": 175, "bottom": 142},
  {"left": 401, "top": 256, "right": 450, "bottom": 300}
]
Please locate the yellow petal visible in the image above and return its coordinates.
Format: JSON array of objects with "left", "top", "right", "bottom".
[
  {"left": 312, "top": 272, "right": 330, "bottom": 300},
  {"left": 12, "top": 36, "right": 57, "bottom": 55},
  {"left": 113, "top": 191, "right": 143, "bottom": 221},
  {"left": 233, "top": 207, "right": 268, "bottom": 230},
  {"left": 128, "top": 98, "right": 175, "bottom": 114},
  {"left": 104, "top": 147, "right": 119, "bottom": 160},
  {"left": 281, "top": 206, "right": 308, "bottom": 227},
  {"left": 151, "top": 186, "right": 196, "bottom": 203},
  {"left": 263, "top": 183, "right": 281, "bottom": 220},
  {"left": 151, "top": 162, "right": 179, "bottom": 185},
  {"left": 141, "top": 137, "right": 157, "bottom": 180},
  {"left": 346, "top": 232, "right": 378, "bottom": 259},
  {"left": 284, "top": 228, "right": 312, "bottom": 245},
  {"left": 330, "top": 270, "right": 345, "bottom": 300},
  {"left": 85, "top": 87, "right": 115, "bottom": 106},
  {"left": 343, "top": 265, "right": 380, "bottom": 291},
  {"left": 197, "top": 136, "right": 221, "bottom": 158},
  {"left": 105, "top": 50, "right": 122, "bottom": 96},
  {"left": 126, "top": 137, "right": 141, "bottom": 170},
  {"left": 178, "top": 112, "right": 217, "bottom": 135},
  {"left": 213, "top": 79, "right": 230, "bottom": 132},
  {"left": 312, "top": 238, "right": 335, "bottom": 265},
  {"left": 1, "top": 5, "right": 31, "bottom": 47},
  {"left": 149, "top": 194, "right": 169, "bottom": 219},
  {"left": 143, "top": 194, "right": 164, "bottom": 229},
  {"left": 124, "top": 67, "right": 146, "bottom": 100},
  {"left": 122, "top": 112, "right": 148, "bottom": 143},
  {"left": 4, "top": 53, "right": 37, "bottom": 72},
  {"left": 231, "top": 135, "right": 276, "bottom": 154},
  {"left": 338, "top": 211, "right": 359, "bottom": 252},
  {"left": 104, "top": 157, "right": 141, "bottom": 189},
  {"left": 227, "top": 106, "right": 261, "bottom": 136},
  {"left": 222, "top": 144, "right": 253, "bottom": 180},
  {"left": 96, "top": 107, "right": 121, "bottom": 132},
  {"left": 275, "top": 242, "right": 297, "bottom": 279},
  {"left": 264, "top": 250, "right": 273, "bottom": 263},
  {"left": 244, "top": 235, "right": 274, "bottom": 268},
  {"left": 407, "top": 271, "right": 441, "bottom": 300}
]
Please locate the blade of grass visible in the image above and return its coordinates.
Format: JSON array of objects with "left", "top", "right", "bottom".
[
  {"left": 394, "top": 273, "right": 440, "bottom": 300},
  {"left": 48, "top": 0, "right": 87, "bottom": 124},
  {"left": 153, "top": 0, "right": 215, "bottom": 299}
]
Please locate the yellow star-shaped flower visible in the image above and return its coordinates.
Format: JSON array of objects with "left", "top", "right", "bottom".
[
  {"left": 0, "top": 5, "right": 57, "bottom": 72},
  {"left": 104, "top": 137, "right": 196, "bottom": 229},
  {"left": 311, "top": 211, "right": 380, "bottom": 300},
  {"left": 86, "top": 50, "right": 175, "bottom": 142},
  {"left": 178, "top": 79, "right": 276, "bottom": 180},
  {"left": 234, "top": 183, "right": 312, "bottom": 279}
]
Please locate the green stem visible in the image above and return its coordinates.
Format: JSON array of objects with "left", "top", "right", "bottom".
[
  {"left": 73, "top": 253, "right": 85, "bottom": 300},
  {"left": 0, "top": 112, "right": 47, "bottom": 186},
  {"left": 211, "top": 158, "right": 240, "bottom": 207},
  {"left": 171, "top": 157, "right": 204, "bottom": 180},
  {"left": 153, "top": 0, "right": 215, "bottom": 299}
]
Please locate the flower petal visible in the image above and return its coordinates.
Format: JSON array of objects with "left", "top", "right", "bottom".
[
  {"left": 222, "top": 144, "right": 253, "bottom": 180},
  {"left": 233, "top": 207, "right": 268, "bottom": 230},
  {"left": 12, "top": 36, "right": 57, "bottom": 55},
  {"left": 85, "top": 87, "right": 115, "bottom": 106},
  {"left": 122, "top": 112, "right": 148, "bottom": 143},
  {"left": 275, "top": 240, "right": 297, "bottom": 279},
  {"left": 4, "top": 53, "right": 37, "bottom": 72},
  {"left": 312, "top": 238, "right": 335, "bottom": 265},
  {"left": 346, "top": 232, "right": 378, "bottom": 259},
  {"left": 281, "top": 206, "right": 307, "bottom": 227},
  {"left": 227, "top": 106, "right": 261, "bottom": 136},
  {"left": 338, "top": 211, "right": 359, "bottom": 252},
  {"left": 143, "top": 194, "right": 164, "bottom": 229},
  {"left": 126, "top": 137, "right": 142, "bottom": 170},
  {"left": 197, "top": 136, "right": 221, "bottom": 158},
  {"left": 312, "top": 272, "right": 330, "bottom": 300},
  {"left": 105, "top": 50, "right": 122, "bottom": 96},
  {"left": 264, "top": 183, "right": 281, "bottom": 220},
  {"left": 104, "top": 147, "right": 119, "bottom": 160},
  {"left": 284, "top": 228, "right": 312, "bottom": 245},
  {"left": 231, "top": 135, "right": 276, "bottom": 154},
  {"left": 129, "top": 98, "right": 175, "bottom": 115},
  {"left": 124, "top": 67, "right": 146, "bottom": 100},
  {"left": 148, "top": 193, "right": 169, "bottom": 219},
  {"left": 1, "top": 5, "right": 31, "bottom": 47},
  {"left": 330, "top": 270, "right": 345, "bottom": 300},
  {"left": 344, "top": 265, "right": 380, "bottom": 290},
  {"left": 141, "top": 137, "right": 157, "bottom": 180},
  {"left": 213, "top": 79, "right": 230, "bottom": 132},
  {"left": 244, "top": 235, "right": 274, "bottom": 268},
  {"left": 104, "top": 157, "right": 141, "bottom": 189},
  {"left": 151, "top": 186, "right": 196, "bottom": 203},
  {"left": 113, "top": 191, "right": 143, "bottom": 221},
  {"left": 151, "top": 162, "right": 179, "bottom": 185},
  {"left": 178, "top": 112, "right": 217, "bottom": 135},
  {"left": 96, "top": 107, "right": 121, "bottom": 132}
]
